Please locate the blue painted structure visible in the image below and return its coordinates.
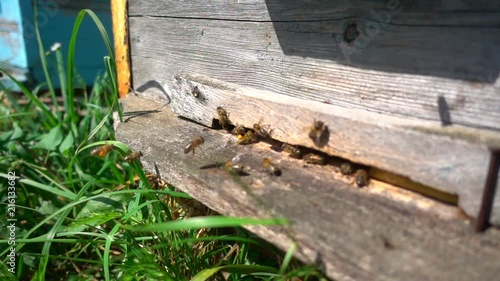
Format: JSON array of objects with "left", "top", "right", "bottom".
[{"left": 0, "top": 0, "right": 113, "bottom": 89}]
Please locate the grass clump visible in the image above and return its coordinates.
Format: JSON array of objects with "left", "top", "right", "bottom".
[{"left": 0, "top": 7, "right": 325, "bottom": 281}]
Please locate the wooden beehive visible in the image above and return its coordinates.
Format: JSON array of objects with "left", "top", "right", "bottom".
[{"left": 113, "top": 1, "right": 500, "bottom": 280}]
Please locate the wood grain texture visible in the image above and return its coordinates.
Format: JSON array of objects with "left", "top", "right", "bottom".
[
  {"left": 129, "top": 0, "right": 500, "bottom": 25},
  {"left": 128, "top": 0, "right": 500, "bottom": 131},
  {"left": 169, "top": 74, "right": 500, "bottom": 224},
  {"left": 115, "top": 95, "right": 500, "bottom": 281},
  {"left": 111, "top": 0, "right": 131, "bottom": 98}
]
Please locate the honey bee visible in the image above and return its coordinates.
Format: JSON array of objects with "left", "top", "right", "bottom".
[
  {"left": 232, "top": 124, "right": 246, "bottom": 136},
  {"left": 354, "top": 169, "right": 369, "bottom": 187},
  {"left": 192, "top": 86, "right": 201, "bottom": 98},
  {"left": 184, "top": 135, "right": 204, "bottom": 155},
  {"left": 303, "top": 153, "right": 326, "bottom": 165},
  {"left": 340, "top": 162, "right": 354, "bottom": 175},
  {"left": 253, "top": 119, "right": 272, "bottom": 139},
  {"left": 281, "top": 143, "right": 302, "bottom": 159},
  {"left": 308, "top": 119, "right": 329, "bottom": 146},
  {"left": 224, "top": 161, "right": 247, "bottom": 175},
  {"left": 90, "top": 144, "right": 115, "bottom": 157},
  {"left": 123, "top": 151, "right": 143, "bottom": 163},
  {"left": 262, "top": 157, "right": 281, "bottom": 176},
  {"left": 216, "top": 107, "right": 232, "bottom": 131},
  {"left": 237, "top": 131, "right": 259, "bottom": 145}
]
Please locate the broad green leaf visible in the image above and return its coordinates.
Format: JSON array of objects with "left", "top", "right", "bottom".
[
  {"left": 67, "top": 211, "right": 123, "bottom": 232},
  {"left": 59, "top": 132, "right": 74, "bottom": 154},
  {"left": 10, "top": 122, "right": 24, "bottom": 140},
  {"left": 33, "top": 125, "right": 63, "bottom": 151}
]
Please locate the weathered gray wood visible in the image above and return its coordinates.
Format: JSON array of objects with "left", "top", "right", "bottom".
[
  {"left": 129, "top": 0, "right": 500, "bottom": 25},
  {"left": 168, "top": 74, "right": 500, "bottom": 224},
  {"left": 116, "top": 95, "right": 500, "bottom": 281},
  {"left": 129, "top": 1, "right": 500, "bottom": 131}
]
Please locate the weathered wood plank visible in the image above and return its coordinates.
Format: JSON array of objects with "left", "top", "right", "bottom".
[
  {"left": 129, "top": 0, "right": 500, "bottom": 25},
  {"left": 128, "top": 15, "right": 500, "bottom": 131},
  {"left": 115, "top": 94, "right": 500, "bottom": 281},
  {"left": 168, "top": 74, "right": 500, "bottom": 224}
]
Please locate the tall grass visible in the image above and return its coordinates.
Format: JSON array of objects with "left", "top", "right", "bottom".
[{"left": 0, "top": 6, "right": 324, "bottom": 281}]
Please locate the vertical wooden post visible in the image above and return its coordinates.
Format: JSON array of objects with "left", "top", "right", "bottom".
[{"left": 111, "top": 0, "right": 131, "bottom": 98}]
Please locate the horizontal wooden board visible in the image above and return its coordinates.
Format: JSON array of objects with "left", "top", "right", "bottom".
[
  {"left": 129, "top": 0, "right": 500, "bottom": 25},
  {"left": 115, "top": 95, "right": 500, "bottom": 281},
  {"left": 128, "top": 13, "right": 500, "bottom": 131},
  {"left": 168, "top": 74, "right": 500, "bottom": 225}
]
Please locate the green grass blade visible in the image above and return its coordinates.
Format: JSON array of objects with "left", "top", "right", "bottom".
[
  {"left": 33, "top": 2, "right": 57, "bottom": 115},
  {"left": 67, "top": 9, "right": 115, "bottom": 124},
  {"left": 122, "top": 216, "right": 289, "bottom": 232},
  {"left": 54, "top": 45, "right": 66, "bottom": 112},
  {"left": 191, "top": 265, "right": 279, "bottom": 281},
  {"left": 279, "top": 243, "right": 297, "bottom": 276},
  {"left": 103, "top": 225, "right": 120, "bottom": 281},
  {"left": 0, "top": 175, "right": 76, "bottom": 201}
]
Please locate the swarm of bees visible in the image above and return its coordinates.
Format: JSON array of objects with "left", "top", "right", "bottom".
[{"left": 188, "top": 107, "right": 369, "bottom": 188}]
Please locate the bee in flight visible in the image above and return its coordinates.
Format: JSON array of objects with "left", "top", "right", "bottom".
[
  {"left": 216, "top": 107, "right": 232, "bottom": 131},
  {"left": 238, "top": 131, "right": 259, "bottom": 145},
  {"left": 184, "top": 135, "right": 204, "bottom": 155},
  {"left": 90, "top": 144, "right": 115, "bottom": 157},
  {"left": 123, "top": 151, "right": 143, "bottom": 163},
  {"left": 262, "top": 157, "right": 282, "bottom": 176},
  {"left": 308, "top": 119, "right": 329, "bottom": 146},
  {"left": 354, "top": 169, "right": 369, "bottom": 187}
]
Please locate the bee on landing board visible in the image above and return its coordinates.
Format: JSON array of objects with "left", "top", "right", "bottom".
[
  {"left": 303, "top": 153, "right": 326, "bottom": 165},
  {"left": 262, "top": 157, "right": 282, "bottom": 176},
  {"left": 184, "top": 136, "right": 204, "bottom": 155},
  {"left": 281, "top": 143, "right": 303, "bottom": 159},
  {"left": 90, "top": 144, "right": 115, "bottom": 157},
  {"left": 123, "top": 151, "right": 143, "bottom": 163},
  {"left": 253, "top": 118, "right": 272, "bottom": 139},
  {"left": 238, "top": 131, "right": 259, "bottom": 145},
  {"left": 354, "top": 169, "right": 369, "bottom": 187},
  {"left": 340, "top": 162, "right": 354, "bottom": 175},
  {"left": 216, "top": 107, "right": 232, "bottom": 131},
  {"left": 224, "top": 161, "right": 247, "bottom": 176},
  {"left": 232, "top": 124, "right": 247, "bottom": 136},
  {"left": 191, "top": 86, "right": 201, "bottom": 98}
]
